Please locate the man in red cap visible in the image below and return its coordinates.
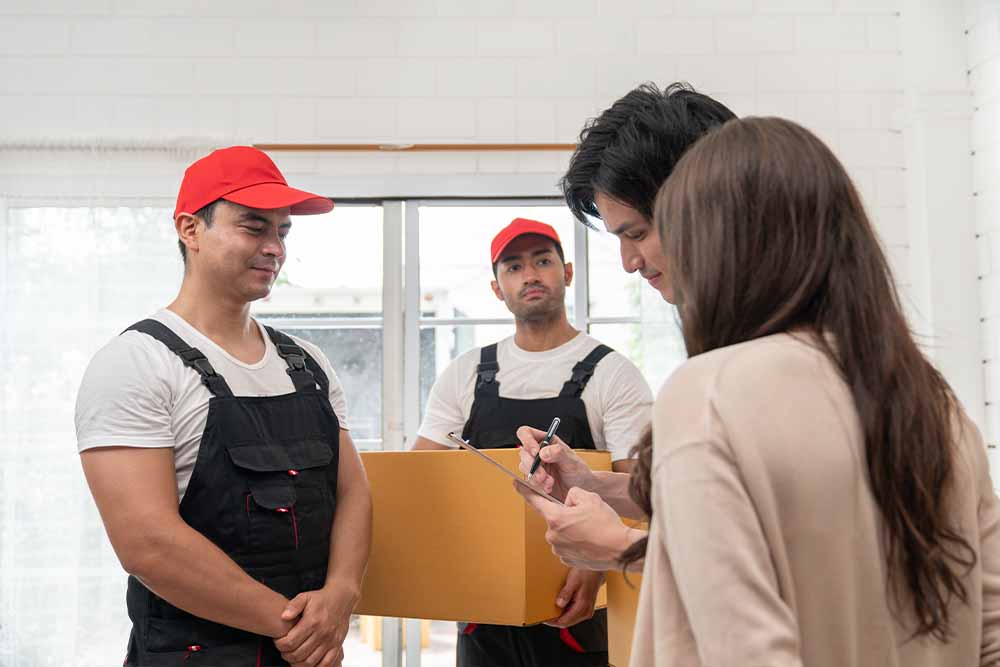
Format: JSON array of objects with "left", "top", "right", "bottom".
[
  {"left": 76, "top": 146, "right": 372, "bottom": 667},
  {"left": 412, "top": 218, "right": 652, "bottom": 667}
]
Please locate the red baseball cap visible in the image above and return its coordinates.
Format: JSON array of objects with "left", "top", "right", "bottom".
[
  {"left": 490, "top": 218, "right": 562, "bottom": 264},
  {"left": 173, "top": 146, "right": 334, "bottom": 220}
]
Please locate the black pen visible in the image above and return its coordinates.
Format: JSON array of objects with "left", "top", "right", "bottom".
[{"left": 527, "top": 417, "right": 561, "bottom": 479}]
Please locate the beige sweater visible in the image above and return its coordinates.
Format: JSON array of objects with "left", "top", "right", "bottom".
[{"left": 630, "top": 333, "right": 1000, "bottom": 667}]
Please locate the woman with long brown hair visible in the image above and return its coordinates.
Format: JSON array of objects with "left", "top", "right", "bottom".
[{"left": 521, "top": 116, "right": 1000, "bottom": 666}]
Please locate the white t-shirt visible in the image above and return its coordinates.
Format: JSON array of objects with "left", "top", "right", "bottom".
[
  {"left": 417, "top": 332, "right": 652, "bottom": 461},
  {"left": 75, "top": 309, "right": 349, "bottom": 501}
]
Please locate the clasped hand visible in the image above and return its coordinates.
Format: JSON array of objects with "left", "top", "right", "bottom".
[{"left": 274, "top": 583, "right": 358, "bottom": 667}]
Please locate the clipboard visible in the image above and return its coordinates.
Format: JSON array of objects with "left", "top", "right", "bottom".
[{"left": 446, "top": 432, "right": 564, "bottom": 506}]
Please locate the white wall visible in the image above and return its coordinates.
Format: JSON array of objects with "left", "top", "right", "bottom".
[
  {"left": 967, "top": 0, "right": 1000, "bottom": 455},
  {"left": 0, "top": 1, "right": 906, "bottom": 202},
  {"left": 899, "top": 0, "right": 985, "bottom": 454}
]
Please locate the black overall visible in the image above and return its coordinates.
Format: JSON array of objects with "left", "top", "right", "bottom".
[
  {"left": 457, "top": 342, "right": 612, "bottom": 667},
  {"left": 122, "top": 319, "right": 340, "bottom": 667}
]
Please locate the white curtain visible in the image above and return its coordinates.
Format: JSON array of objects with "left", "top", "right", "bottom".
[{"left": 0, "top": 172, "right": 182, "bottom": 663}]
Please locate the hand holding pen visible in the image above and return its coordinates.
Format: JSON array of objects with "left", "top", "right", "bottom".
[
  {"left": 528, "top": 417, "right": 561, "bottom": 479},
  {"left": 516, "top": 425, "right": 597, "bottom": 503}
]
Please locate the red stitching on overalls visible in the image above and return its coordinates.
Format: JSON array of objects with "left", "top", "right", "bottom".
[{"left": 276, "top": 507, "right": 299, "bottom": 549}]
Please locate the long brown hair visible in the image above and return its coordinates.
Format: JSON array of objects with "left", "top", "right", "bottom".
[{"left": 622, "top": 116, "right": 975, "bottom": 641}]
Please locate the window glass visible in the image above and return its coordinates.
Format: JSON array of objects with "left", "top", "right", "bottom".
[
  {"left": 284, "top": 326, "right": 383, "bottom": 446},
  {"left": 419, "top": 323, "right": 515, "bottom": 417},
  {"left": 257, "top": 205, "right": 383, "bottom": 317},
  {"left": 586, "top": 227, "right": 642, "bottom": 319},
  {"left": 2, "top": 206, "right": 178, "bottom": 666}
]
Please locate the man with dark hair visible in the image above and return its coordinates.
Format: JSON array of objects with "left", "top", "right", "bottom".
[
  {"left": 77, "top": 146, "right": 372, "bottom": 666},
  {"left": 562, "top": 82, "right": 736, "bottom": 300},
  {"left": 413, "top": 218, "right": 653, "bottom": 667},
  {"left": 516, "top": 82, "right": 738, "bottom": 568}
]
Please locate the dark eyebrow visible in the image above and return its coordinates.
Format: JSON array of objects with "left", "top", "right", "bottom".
[
  {"left": 606, "top": 220, "right": 642, "bottom": 237},
  {"left": 499, "top": 247, "right": 554, "bottom": 265},
  {"left": 497, "top": 254, "right": 522, "bottom": 266},
  {"left": 237, "top": 212, "right": 271, "bottom": 225},
  {"left": 237, "top": 213, "right": 292, "bottom": 230}
]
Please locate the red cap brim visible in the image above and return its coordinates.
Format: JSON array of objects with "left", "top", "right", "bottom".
[{"left": 222, "top": 182, "right": 334, "bottom": 215}]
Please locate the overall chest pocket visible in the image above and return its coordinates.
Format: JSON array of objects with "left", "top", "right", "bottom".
[{"left": 227, "top": 439, "right": 337, "bottom": 554}]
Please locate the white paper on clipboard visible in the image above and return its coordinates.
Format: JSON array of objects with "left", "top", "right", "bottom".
[{"left": 446, "top": 432, "right": 565, "bottom": 506}]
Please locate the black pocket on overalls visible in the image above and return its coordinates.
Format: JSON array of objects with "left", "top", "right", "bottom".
[{"left": 228, "top": 440, "right": 335, "bottom": 554}]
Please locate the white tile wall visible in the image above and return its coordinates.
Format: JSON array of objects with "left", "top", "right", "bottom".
[
  {"left": 0, "top": 2, "right": 907, "bottom": 154},
  {"left": 967, "top": 1, "right": 1000, "bottom": 449},
  {"left": 0, "top": 0, "right": 911, "bottom": 283}
]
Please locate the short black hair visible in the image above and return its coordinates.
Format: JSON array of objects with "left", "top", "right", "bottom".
[
  {"left": 492, "top": 239, "right": 565, "bottom": 277},
  {"left": 177, "top": 200, "right": 218, "bottom": 263},
  {"left": 561, "top": 82, "right": 737, "bottom": 226}
]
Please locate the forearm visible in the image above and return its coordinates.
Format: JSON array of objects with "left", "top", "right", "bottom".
[
  {"left": 411, "top": 435, "right": 450, "bottom": 451},
  {"left": 324, "top": 478, "right": 373, "bottom": 595},
  {"left": 590, "top": 471, "right": 644, "bottom": 520},
  {"left": 129, "top": 519, "right": 292, "bottom": 638}
]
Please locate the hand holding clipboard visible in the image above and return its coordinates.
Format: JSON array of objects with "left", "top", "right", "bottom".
[{"left": 446, "top": 432, "right": 564, "bottom": 505}]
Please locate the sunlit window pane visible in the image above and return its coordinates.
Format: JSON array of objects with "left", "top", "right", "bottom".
[
  {"left": 418, "top": 323, "right": 516, "bottom": 418},
  {"left": 587, "top": 227, "right": 642, "bottom": 319},
  {"left": 590, "top": 316, "right": 687, "bottom": 395},
  {"left": 282, "top": 326, "right": 383, "bottom": 446},
  {"left": 2, "top": 207, "right": 177, "bottom": 667},
  {"left": 257, "top": 205, "right": 384, "bottom": 317}
]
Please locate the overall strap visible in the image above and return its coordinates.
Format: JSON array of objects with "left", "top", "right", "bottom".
[
  {"left": 124, "top": 319, "right": 234, "bottom": 398},
  {"left": 473, "top": 343, "right": 500, "bottom": 399},
  {"left": 263, "top": 326, "right": 330, "bottom": 394},
  {"left": 558, "top": 344, "right": 614, "bottom": 398}
]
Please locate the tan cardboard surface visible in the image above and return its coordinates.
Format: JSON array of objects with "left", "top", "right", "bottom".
[
  {"left": 607, "top": 571, "right": 642, "bottom": 667},
  {"left": 356, "top": 448, "right": 611, "bottom": 626}
]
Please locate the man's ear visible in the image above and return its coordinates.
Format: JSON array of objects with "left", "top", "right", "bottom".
[
  {"left": 564, "top": 261, "right": 574, "bottom": 287},
  {"left": 175, "top": 213, "right": 200, "bottom": 258},
  {"left": 491, "top": 280, "right": 504, "bottom": 302}
]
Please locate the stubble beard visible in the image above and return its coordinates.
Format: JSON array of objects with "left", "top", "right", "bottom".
[{"left": 510, "top": 287, "right": 565, "bottom": 324}]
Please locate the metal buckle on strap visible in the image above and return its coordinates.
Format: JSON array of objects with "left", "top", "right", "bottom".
[
  {"left": 190, "top": 357, "right": 217, "bottom": 378},
  {"left": 276, "top": 343, "right": 307, "bottom": 371},
  {"left": 176, "top": 348, "right": 217, "bottom": 379},
  {"left": 476, "top": 362, "right": 499, "bottom": 384},
  {"left": 570, "top": 365, "right": 595, "bottom": 385},
  {"left": 276, "top": 343, "right": 301, "bottom": 357},
  {"left": 177, "top": 347, "right": 204, "bottom": 363}
]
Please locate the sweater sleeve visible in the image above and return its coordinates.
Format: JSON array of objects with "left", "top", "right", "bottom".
[{"left": 650, "top": 380, "right": 804, "bottom": 667}]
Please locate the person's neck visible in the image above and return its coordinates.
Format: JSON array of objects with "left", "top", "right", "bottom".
[
  {"left": 167, "top": 276, "right": 260, "bottom": 352},
  {"left": 513, "top": 313, "right": 578, "bottom": 352}
]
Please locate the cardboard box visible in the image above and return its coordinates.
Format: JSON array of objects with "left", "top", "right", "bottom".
[
  {"left": 356, "top": 448, "right": 611, "bottom": 626},
  {"left": 607, "top": 571, "right": 642, "bottom": 667}
]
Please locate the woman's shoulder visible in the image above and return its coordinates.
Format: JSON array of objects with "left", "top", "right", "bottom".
[{"left": 657, "top": 333, "right": 822, "bottom": 401}]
